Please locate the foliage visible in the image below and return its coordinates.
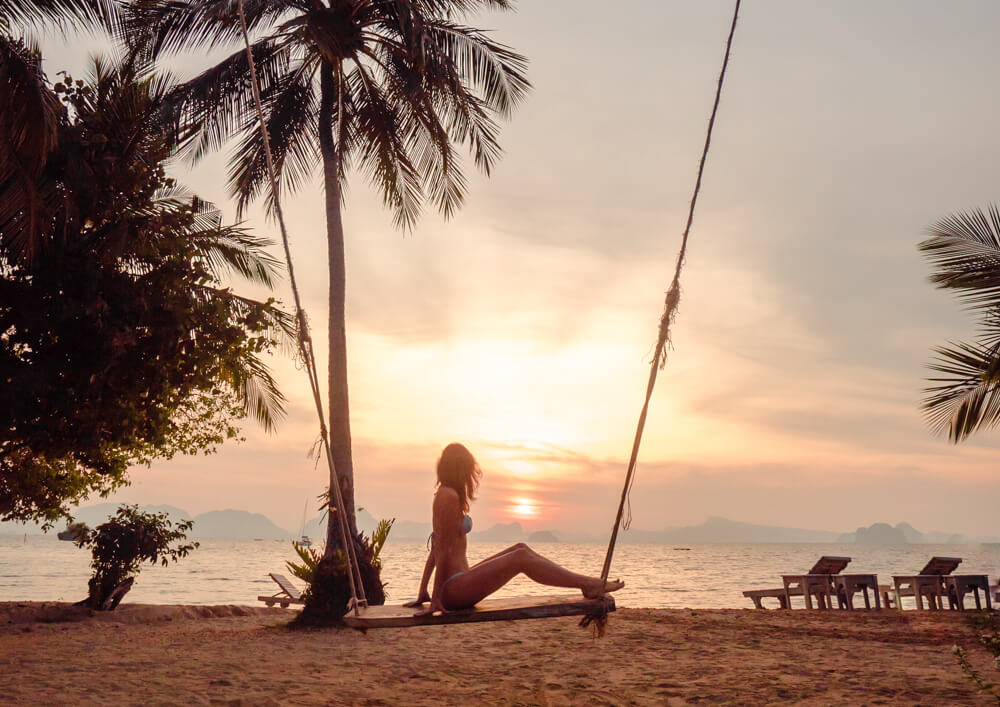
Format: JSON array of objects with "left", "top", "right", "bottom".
[
  {"left": 289, "top": 516, "right": 394, "bottom": 626},
  {"left": 286, "top": 541, "right": 322, "bottom": 585},
  {"left": 953, "top": 644, "right": 999, "bottom": 704},
  {"left": 952, "top": 608, "right": 1000, "bottom": 703},
  {"left": 921, "top": 205, "right": 1000, "bottom": 442},
  {"left": 129, "top": 0, "right": 531, "bottom": 226},
  {"left": 365, "top": 517, "right": 395, "bottom": 573},
  {"left": 0, "top": 58, "right": 292, "bottom": 526},
  {"left": 75, "top": 504, "right": 198, "bottom": 610}
]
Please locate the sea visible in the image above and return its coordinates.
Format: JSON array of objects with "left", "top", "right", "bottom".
[{"left": 2, "top": 536, "right": 999, "bottom": 609}]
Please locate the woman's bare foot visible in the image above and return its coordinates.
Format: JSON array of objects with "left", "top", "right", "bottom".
[{"left": 583, "top": 578, "right": 624, "bottom": 599}]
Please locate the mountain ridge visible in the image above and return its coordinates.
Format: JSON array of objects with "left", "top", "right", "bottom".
[{"left": 3, "top": 507, "right": 998, "bottom": 543}]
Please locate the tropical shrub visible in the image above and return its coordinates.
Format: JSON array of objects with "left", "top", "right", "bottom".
[{"left": 75, "top": 504, "right": 198, "bottom": 610}]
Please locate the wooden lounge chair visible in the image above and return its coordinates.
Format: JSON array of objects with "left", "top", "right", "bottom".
[
  {"left": 781, "top": 556, "right": 853, "bottom": 610},
  {"left": 257, "top": 573, "right": 305, "bottom": 608},
  {"left": 832, "top": 572, "right": 881, "bottom": 610},
  {"left": 742, "top": 588, "right": 789, "bottom": 610},
  {"left": 742, "top": 556, "right": 853, "bottom": 609},
  {"left": 886, "top": 557, "right": 962, "bottom": 610},
  {"left": 944, "top": 574, "right": 993, "bottom": 611}
]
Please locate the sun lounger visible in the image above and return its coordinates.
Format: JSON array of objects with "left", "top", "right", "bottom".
[
  {"left": 832, "top": 573, "right": 880, "bottom": 610},
  {"left": 742, "top": 588, "right": 789, "bottom": 609},
  {"left": 257, "top": 573, "right": 305, "bottom": 608},
  {"left": 943, "top": 574, "right": 993, "bottom": 611},
  {"left": 781, "top": 556, "right": 859, "bottom": 610},
  {"left": 743, "top": 556, "right": 855, "bottom": 610},
  {"left": 888, "top": 557, "right": 962, "bottom": 610}
]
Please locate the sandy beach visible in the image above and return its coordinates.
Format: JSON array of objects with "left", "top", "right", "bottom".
[{"left": 2, "top": 603, "right": 996, "bottom": 705}]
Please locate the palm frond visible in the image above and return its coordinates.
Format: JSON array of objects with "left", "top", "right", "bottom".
[
  {"left": 0, "top": 35, "right": 62, "bottom": 263},
  {"left": 1, "top": 0, "right": 118, "bottom": 30},
  {"left": 347, "top": 63, "right": 423, "bottom": 229},
  {"left": 238, "top": 353, "right": 286, "bottom": 432},
  {"left": 123, "top": 0, "right": 293, "bottom": 58},
  {"left": 423, "top": 20, "right": 530, "bottom": 118},
  {"left": 189, "top": 225, "right": 284, "bottom": 287},
  {"left": 164, "top": 38, "right": 295, "bottom": 164},
  {"left": 919, "top": 205, "right": 1000, "bottom": 314},
  {"left": 923, "top": 340, "right": 1000, "bottom": 442},
  {"left": 229, "top": 61, "right": 319, "bottom": 216}
]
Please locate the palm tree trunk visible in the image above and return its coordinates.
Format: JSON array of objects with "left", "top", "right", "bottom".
[{"left": 318, "top": 63, "right": 358, "bottom": 556}]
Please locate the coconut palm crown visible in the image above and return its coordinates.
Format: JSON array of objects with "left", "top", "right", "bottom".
[
  {"left": 127, "top": 0, "right": 530, "bottom": 561},
  {"left": 920, "top": 205, "right": 1000, "bottom": 442},
  {"left": 1, "top": 0, "right": 118, "bottom": 261}
]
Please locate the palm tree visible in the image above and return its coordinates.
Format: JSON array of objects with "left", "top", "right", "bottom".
[
  {"left": 129, "top": 0, "right": 530, "bottom": 565},
  {"left": 920, "top": 205, "right": 1000, "bottom": 442}
]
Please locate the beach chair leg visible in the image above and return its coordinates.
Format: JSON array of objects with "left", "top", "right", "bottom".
[
  {"left": 778, "top": 594, "right": 789, "bottom": 610},
  {"left": 986, "top": 588, "right": 993, "bottom": 611},
  {"left": 973, "top": 588, "right": 982, "bottom": 611},
  {"left": 862, "top": 586, "right": 871, "bottom": 610}
]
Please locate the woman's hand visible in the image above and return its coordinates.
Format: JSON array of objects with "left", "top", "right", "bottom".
[
  {"left": 401, "top": 592, "right": 430, "bottom": 608},
  {"left": 413, "top": 599, "right": 445, "bottom": 617}
]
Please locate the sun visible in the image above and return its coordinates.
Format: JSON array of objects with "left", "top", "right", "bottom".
[{"left": 508, "top": 497, "right": 539, "bottom": 519}]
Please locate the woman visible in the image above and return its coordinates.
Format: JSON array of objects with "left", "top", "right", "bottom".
[{"left": 405, "top": 443, "right": 624, "bottom": 615}]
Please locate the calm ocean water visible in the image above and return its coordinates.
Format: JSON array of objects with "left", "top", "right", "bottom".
[{"left": 2, "top": 536, "right": 999, "bottom": 609}]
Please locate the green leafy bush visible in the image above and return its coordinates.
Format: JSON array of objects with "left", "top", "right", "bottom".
[
  {"left": 75, "top": 504, "right": 198, "bottom": 610},
  {"left": 286, "top": 541, "right": 322, "bottom": 585}
]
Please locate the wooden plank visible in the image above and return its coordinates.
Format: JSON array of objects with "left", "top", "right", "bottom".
[
  {"left": 808, "top": 556, "right": 851, "bottom": 575},
  {"left": 343, "top": 594, "right": 615, "bottom": 629},
  {"left": 919, "top": 557, "right": 962, "bottom": 576}
]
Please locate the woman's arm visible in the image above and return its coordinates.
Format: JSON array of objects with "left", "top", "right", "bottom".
[
  {"left": 402, "top": 551, "right": 434, "bottom": 607},
  {"left": 415, "top": 489, "right": 459, "bottom": 616}
]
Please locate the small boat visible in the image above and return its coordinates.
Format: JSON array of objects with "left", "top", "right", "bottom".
[
  {"left": 296, "top": 499, "right": 313, "bottom": 547},
  {"left": 57, "top": 522, "right": 88, "bottom": 542}
]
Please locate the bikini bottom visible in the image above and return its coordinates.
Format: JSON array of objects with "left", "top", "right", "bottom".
[{"left": 441, "top": 571, "right": 475, "bottom": 610}]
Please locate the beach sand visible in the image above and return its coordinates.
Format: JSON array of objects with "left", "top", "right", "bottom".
[{"left": 2, "top": 602, "right": 996, "bottom": 705}]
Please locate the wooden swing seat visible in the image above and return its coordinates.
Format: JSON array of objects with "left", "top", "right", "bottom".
[{"left": 343, "top": 594, "right": 615, "bottom": 629}]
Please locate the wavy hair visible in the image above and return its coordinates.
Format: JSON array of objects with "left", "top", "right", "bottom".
[{"left": 436, "top": 443, "right": 481, "bottom": 514}]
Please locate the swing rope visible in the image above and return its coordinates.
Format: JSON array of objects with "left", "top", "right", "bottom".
[
  {"left": 235, "top": 0, "right": 366, "bottom": 614},
  {"left": 600, "top": 0, "right": 742, "bottom": 586}
]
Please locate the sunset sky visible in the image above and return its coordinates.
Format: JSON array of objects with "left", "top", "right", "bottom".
[{"left": 39, "top": 1, "right": 1000, "bottom": 538}]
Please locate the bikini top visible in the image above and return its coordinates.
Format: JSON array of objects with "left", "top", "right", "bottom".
[{"left": 428, "top": 514, "right": 472, "bottom": 548}]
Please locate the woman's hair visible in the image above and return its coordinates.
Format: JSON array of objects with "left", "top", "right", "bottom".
[{"left": 436, "top": 443, "right": 482, "bottom": 514}]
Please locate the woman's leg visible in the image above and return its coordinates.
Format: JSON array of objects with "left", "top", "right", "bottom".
[
  {"left": 469, "top": 542, "right": 529, "bottom": 568},
  {"left": 442, "top": 545, "right": 623, "bottom": 609}
]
